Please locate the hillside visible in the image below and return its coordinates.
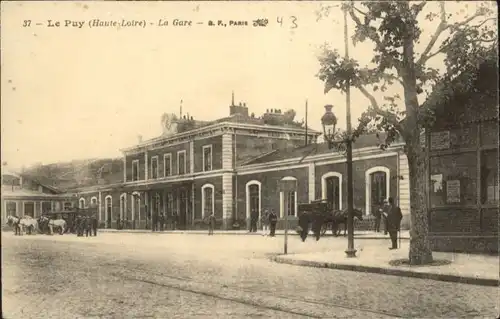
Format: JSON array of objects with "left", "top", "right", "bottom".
[{"left": 22, "top": 158, "right": 124, "bottom": 190}]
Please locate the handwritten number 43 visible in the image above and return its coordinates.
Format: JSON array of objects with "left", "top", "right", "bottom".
[{"left": 277, "top": 16, "right": 297, "bottom": 29}]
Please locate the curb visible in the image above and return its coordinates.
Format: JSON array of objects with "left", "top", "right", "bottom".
[
  {"left": 272, "top": 256, "right": 500, "bottom": 287},
  {"left": 96, "top": 230, "right": 410, "bottom": 239}
]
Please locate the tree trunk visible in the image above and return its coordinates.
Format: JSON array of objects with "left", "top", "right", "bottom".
[{"left": 406, "top": 135, "right": 433, "bottom": 265}]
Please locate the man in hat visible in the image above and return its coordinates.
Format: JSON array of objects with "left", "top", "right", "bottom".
[{"left": 383, "top": 197, "right": 403, "bottom": 249}]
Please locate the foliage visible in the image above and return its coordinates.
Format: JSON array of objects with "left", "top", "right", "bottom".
[
  {"left": 316, "top": 1, "right": 497, "bottom": 145},
  {"left": 316, "top": 1, "right": 497, "bottom": 265}
]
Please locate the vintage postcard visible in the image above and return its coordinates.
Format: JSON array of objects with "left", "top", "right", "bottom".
[{"left": 1, "top": 1, "right": 498, "bottom": 318}]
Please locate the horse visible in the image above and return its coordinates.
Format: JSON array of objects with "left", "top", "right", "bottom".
[
  {"left": 328, "top": 208, "right": 364, "bottom": 237},
  {"left": 40, "top": 216, "right": 66, "bottom": 235},
  {"left": 19, "top": 216, "right": 39, "bottom": 235},
  {"left": 6, "top": 215, "right": 22, "bottom": 235}
]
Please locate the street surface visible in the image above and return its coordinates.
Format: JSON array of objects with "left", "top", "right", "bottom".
[{"left": 2, "top": 232, "right": 498, "bottom": 318}]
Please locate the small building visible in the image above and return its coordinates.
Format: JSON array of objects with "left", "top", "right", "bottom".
[
  {"left": 425, "top": 58, "right": 498, "bottom": 253},
  {"left": 1, "top": 169, "right": 76, "bottom": 226}
]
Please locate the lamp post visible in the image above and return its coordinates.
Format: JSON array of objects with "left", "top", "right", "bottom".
[{"left": 278, "top": 177, "right": 297, "bottom": 255}]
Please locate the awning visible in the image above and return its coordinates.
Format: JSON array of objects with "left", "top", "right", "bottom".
[{"left": 115, "top": 179, "right": 194, "bottom": 194}]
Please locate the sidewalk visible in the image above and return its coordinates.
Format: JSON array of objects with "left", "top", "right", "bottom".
[
  {"left": 273, "top": 241, "right": 499, "bottom": 287},
  {"left": 98, "top": 228, "right": 410, "bottom": 239}
]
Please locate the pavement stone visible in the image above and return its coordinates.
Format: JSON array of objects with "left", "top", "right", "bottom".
[
  {"left": 97, "top": 228, "right": 410, "bottom": 239},
  {"left": 273, "top": 241, "right": 500, "bottom": 287}
]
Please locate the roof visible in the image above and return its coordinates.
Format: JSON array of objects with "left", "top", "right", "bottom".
[
  {"left": 1, "top": 185, "right": 74, "bottom": 199},
  {"left": 245, "top": 132, "right": 396, "bottom": 165}
]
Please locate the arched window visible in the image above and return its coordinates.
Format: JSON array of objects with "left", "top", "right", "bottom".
[
  {"left": 279, "top": 177, "right": 298, "bottom": 218},
  {"left": 245, "top": 180, "right": 262, "bottom": 219},
  {"left": 321, "top": 172, "right": 343, "bottom": 211},
  {"left": 201, "top": 184, "right": 214, "bottom": 218},
  {"left": 120, "top": 193, "right": 127, "bottom": 219},
  {"left": 105, "top": 195, "right": 112, "bottom": 225},
  {"left": 90, "top": 197, "right": 98, "bottom": 207},
  {"left": 79, "top": 198, "right": 86, "bottom": 209},
  {"left": 131, "top": 192, "right": 141, "bottom": 221},
  {"left": 365, "top": 166, "right": 391, "bottom": 215}
]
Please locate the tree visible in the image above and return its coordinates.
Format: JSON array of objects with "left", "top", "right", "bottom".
[{"left": 316, "top": 1, "right": 497, "bottom": 265}]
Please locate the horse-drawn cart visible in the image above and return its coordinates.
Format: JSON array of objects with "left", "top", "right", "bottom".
[
  {"left": 297, "top": 200, "right": 364, "bottom": 240},
  {"left": 42, "top": 208, "right": 96, "bottom": 234}
]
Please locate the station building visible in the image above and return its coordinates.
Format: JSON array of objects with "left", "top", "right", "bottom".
[{"left": 70, "top": 98, "right": 411, "bottom": 231}]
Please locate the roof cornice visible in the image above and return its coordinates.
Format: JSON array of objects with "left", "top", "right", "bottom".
[{"left": 120, "top": 121, "right": 321, "bottom": 154}]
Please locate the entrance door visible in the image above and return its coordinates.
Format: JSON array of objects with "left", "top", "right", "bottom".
[
  {"left": 249, "top": 184, "right": 259, "bottom": 217},
  {"left": 326, "top": 177, "right": 340, "bottom": 211},
  {"left": 370, "top": 171, "right": 387, "bottom": 214},
  {"left": 178, "top": 188, "right": 188, "bottom": 230},
  {"left": 24, "top": 202, "right": 35, "bottom": 217}
]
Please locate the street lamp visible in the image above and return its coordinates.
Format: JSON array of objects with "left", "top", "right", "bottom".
[{"left": 321, "top": 103, "right": 357, "bottom": 258}]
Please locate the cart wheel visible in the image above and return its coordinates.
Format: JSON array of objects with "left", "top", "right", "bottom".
[{"left": 320, "top": 223, "right": 328, "bottom": 236}]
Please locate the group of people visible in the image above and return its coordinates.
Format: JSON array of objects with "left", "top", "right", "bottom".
[
  {"left": 249, "top": 209, "right": 278, "bottom": 237},
  {"left": 151, "top": 212, "right": 178, "bottom": 232},
  {"left": 74, "top": 214, "right": 98, "bottom": 237},
  {"left": 373, "top": 197, "right": 403, "bottom": 249}
]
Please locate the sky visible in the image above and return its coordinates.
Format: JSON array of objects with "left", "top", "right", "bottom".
[{"left": 1, "top": 1, "right": 496, "bottom": 169}]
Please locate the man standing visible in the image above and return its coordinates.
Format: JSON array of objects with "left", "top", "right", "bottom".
[
  {"left": 268, "top": 209, "right": 278, "bottom": 237},
  {"left": 152, "top": 210, "right": 158, "bottom": 232},
  {"left": 207, "top": 212, "right": 216, "bottom": 235},
  {"left": 383, "top": 197, "right": 403, "bottom": 249},
  {"left": 91, "top": 214, "right": 98, "bottom": 236},
  {"left": 373, "top": 198, "right": 384, "bottom": 232},
  {"left": 159, "top": 212, "right": 165, "bottom": 231},
  {"left": 261, "top": 209, "right": 270, "bottom": 236},
  {"left": 172, "top": 211, "right": 178, "bottom": 230},
  {"left": 250, "top": 209, "right": 259, "bottom": 233}
]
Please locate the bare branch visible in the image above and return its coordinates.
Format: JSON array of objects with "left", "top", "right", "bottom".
[
  {"left": 417, "top": 2, "right": 447, "bottom": 66},
  {"left": 411, "top": 1, "right": 427, "bottom": 16},
  {"left": 348, "top": 6, "right": 383, "bottom": 49},
  {"left": 472, "top": 17, "right": 497, "bottom": 29},
  {"left": 352, "top": 6, "right": 367, "bottom": 17},
  {"left": 355, "top": 84, "right": 406, "bottom": 136},
  {"left": 418, "top": 3, "right": 493, "bottom": 66}
]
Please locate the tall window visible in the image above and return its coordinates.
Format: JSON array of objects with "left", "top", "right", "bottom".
[
  {"left": 164, "top": 153, "right": 172, "bottom": 177},
  {"left": 64, "top": 202, "right": 72, "bottom": 210},
  {"left": 166, "top": 192, "right": 174, "bottom": 214},
  {"left": 202, "top": 184, "right": 214, "bottom": 218},
  {"left": 91, "top": 197, "right": 98, "bottom": 207},
  {"left": 481, "top": 150, "right": 498, "bottom": 204},
  {"left": 326, "top": 177, "right": 340, "bottom": 211},
  {"left": 105, "top": 196, "right": 112, "bottom": 221},
  {"left": 203, "top": 145, "right": 213, "bottom": 172},
  {"left": 178, "top": 151, "right": 186, "bottom": 175},
  {"left": 371, "top": 171, "right": 387, "bottom": 209},
  {"left": 42, "top": 202, "right": 52, "bottom": 214},
  {"left": 24, "top": 202, "right": 35, "bottom": 217},
  {"left": 132, "top": 160, "right": 139, "bottom": 181},
  {"left": 120, "top": 194, "right": 126, "bottom": 219},
  {"left": 154, "top": 193, "right": 161, "bottom": 213},
  {"left": 287, "top": 191, "right": 296, "bottom": 216},
  {"left": 151, "top": 156, "right": 159, "bottom": 179},
  {"left": 79, "top": 198, "right": 86, "bottom": 209},
  {"left": 6, "top": 201, "right": 16, "bottom": 217}
]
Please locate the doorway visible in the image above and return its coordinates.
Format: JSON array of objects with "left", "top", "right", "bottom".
[
  {"left": 325, "top": 176, "right": 341, "bottom": 211},
  {"left": 24, "top": 202, "right": 35, "bottom": 217},
  {"left": 370, "top": 171, "right": 387, "bottom": 214},
  {"left": 178, "top": 188, "right": 188, "bottom": 230}
]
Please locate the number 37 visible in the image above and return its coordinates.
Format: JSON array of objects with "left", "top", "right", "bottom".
[
  {"left": 23, "top": 20, "right": 31, "bottom": 27},
  {"left": 277, "top": 16, "right": 297, "bottom": 29}
]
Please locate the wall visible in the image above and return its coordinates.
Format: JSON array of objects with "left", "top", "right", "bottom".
[
  {"left": 314, "top": 156, "right": 398, "bottom": 213},
  {"left": 193, "top": 176, "right": 223, "bottom": 228},
  {"left": 193, "top": 135, "right": 223, "bottom": 173},
  {"left": 236, "top": 167, "right": 309, "bottom": 230},
  {"left": 147, "top": 141, "right": 191, "bottom": 178}
]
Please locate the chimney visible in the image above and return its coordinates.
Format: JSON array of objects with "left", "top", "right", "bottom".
[{"left": 137, "top": 135, "right": 143, "bottom": 143}]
